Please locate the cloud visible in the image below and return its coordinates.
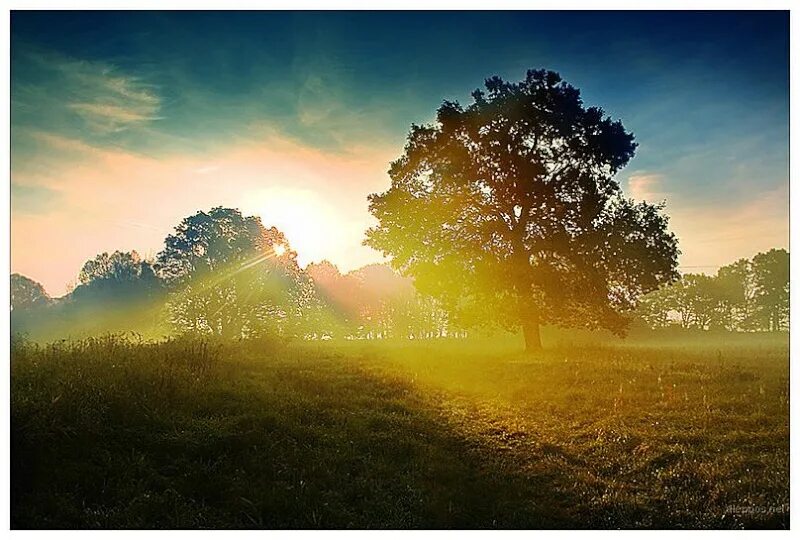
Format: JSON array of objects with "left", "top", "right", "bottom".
[
  {"left": 669, "top": 183, "right": 788, "bottom": 270},
  {"left": 11, "top": 182, "right": 62, "bottom": 215},
  {"left": 68, "top": 102, "right": 159, "bottom": 133},
  {"left": 622, "top": 170, "right": 788, "bottom": 273},
  {"left": 62, "top": 62, "right": 161, "bottom": 132},
  {"left": 626, "top": 172, "right": 667, "bottom": 202},
  {"left": 12, "top": 50, "right": 162, "bottom": 139},
  {"left": 10, "top": 129, "right": 395, "bottom": 296}
]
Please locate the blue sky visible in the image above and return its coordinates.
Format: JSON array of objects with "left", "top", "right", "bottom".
[{"left": 11, "top": 11, "right": 790, "bottom": 294}]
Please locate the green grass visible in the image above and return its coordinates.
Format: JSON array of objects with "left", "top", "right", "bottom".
[{"left": 11, "top": 333, "right": 789, "bottom": 529}]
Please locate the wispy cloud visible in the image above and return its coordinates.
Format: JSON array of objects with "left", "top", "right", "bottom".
[
  {"left": 11, "top": 182, "right": 62, "bottom": 215},
  {"left": 621, "top": 169, "right": 788, "bottom": 272},
  {"left": 626, "top": 172, "right": 667, "bottom": 203},
  {"left": 12, "top": 50, "right": 162, "bottom": 139},
  {"left": 68, "top": 101, "right": 159, "bottom": 132},
  {"left": 62, "top": 60, "right": 161, "bottom": 132}
]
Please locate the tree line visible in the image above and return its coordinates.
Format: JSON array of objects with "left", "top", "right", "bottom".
[
  {"left": 10, "top": 207, "right": 459, "bottom": 341},
  {"left": 636, "top": 249, "right": 789, "bottom": 332},
  {"left": 10, "top": 207, "right": 787, "bottom": 343}
]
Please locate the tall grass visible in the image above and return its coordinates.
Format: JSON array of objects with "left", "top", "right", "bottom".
[{"left": 11, "top": 334, "right": 789, "bottom": 528}]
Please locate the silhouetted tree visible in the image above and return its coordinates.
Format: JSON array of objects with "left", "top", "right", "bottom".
[
  {"left": 156, "top": 207, "right": 308, "bottom": 338},
  {"left": 638, "top": 273, "right": 736, "bottom": 330},
  {"left": 636, "top": 250, "right": 788, "bottom": 333},
  {"left": 714, "top": 258, "right": 751, "bottom": 330},
  {"left": 79, "top": 251, "right": 147, "bottom": 284},
  {"left": 11, "top": 253, "right": 164, "bottom": 339},
  {"left": 635, "top": 285, "right": 674, "bottom": 329},
  {"left": 385, "top": 292, "right": 451, "bottom": 339},
  {"left": 750, "top": 248, "right": 789, "bottom": 331},
  {"left": 366, "top": 69, "right": 679, "bottom": 350},
  {"left": 10, "top": 273, "right": 51, "bottom": 311},
  {"left": 305, "top": 260, "right": 363, "bottom": 335},
  {"left": 156, "top": 207, "right": 291, "bottom": 285},
  {"left": 305, "top": 261, "right": 457, "bottom": 340},
  {"left": 73, "top": 250, "right": 161, "bottom": 301},
  {"left": 679, "top": 274, "right": 721, "bottom": 329}
]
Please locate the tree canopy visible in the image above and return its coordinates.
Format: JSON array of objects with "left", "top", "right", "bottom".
[
  {"left": 73, "top": 250, "right": 161, "bottom": 302},
  {"left": 78, "top": 251, "right": 151, "bottom": 285},
  {"left": 366, "top": 69, "right": 679, "bottom": 350},
  {"left": 156, "top": 207, "right": 311, "bottom": 338},
  {"left": 10, "top": 273, "right": 51, "bottom": 311},
  {"left": 156, "top": 207, "right": 294, "bottom": 285},
  {"left": 750, "top": 249, "right": 789, "bottom": 331}
]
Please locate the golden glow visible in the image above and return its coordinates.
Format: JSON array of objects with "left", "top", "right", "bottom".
[
  {"left": 11, "top": 131, "right": 395, "bottom": 295},
  {"left": 243, "top": 186, "right": 342, "bottom": 268}
]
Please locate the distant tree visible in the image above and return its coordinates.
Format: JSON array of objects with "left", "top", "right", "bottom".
[
  {"left": 714, "top": 258, "right": 751, "bottom": 330},
  {"left": 636, "top": 251, "right": 788, "bottom": 333},
  {"left": 306, "top": 260, "right": 344, "bottom": 286},
  {"left": 750, "top": 248, "right": 789, "bottom": 331},
  {"left": 366, "top": 69, "right": 679, "bottom": 351},
  {"left": 305, "top": 261, "right": 457, "bottom": 340},
  {"left": 679, "top": 274, "right": 721, "bottom": 329},
  {"left": 635, "top": 285, "right": 675, "bottom": 329},
  {"left": 306, "top": 260, "right": 363, "bottom": 334},
  {"left": 639, "top": 272, "right": 738, "bottom": 331},
  {"left": 348, "top": 263, "right": 415, "bottom": 339},
  {"left": 71, "top": 250, "right": 161, "bottom": 305},
  {"left": 386, "top": 292, "right": 451, "bottom": 339},
  {"left": 79, "top": 251, "right": 145, "bottom": 284},
  {"left": 76, "top": 250, "right": 159, "bottom": 290},
  {"left": 10, "top": 273, "right": 51, "bottom": 311},
  {"left": 157, "top": 207, "right": 308, "bottom": 338}
]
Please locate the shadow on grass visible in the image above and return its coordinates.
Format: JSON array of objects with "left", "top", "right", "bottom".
[
  {"left": 12, "top": 346, "right": 576, "bottom": 529},
  {"left": 11, "top": 340, "right": 789, "bottom": 529}
]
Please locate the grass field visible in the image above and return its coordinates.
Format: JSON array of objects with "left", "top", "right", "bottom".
[{"left": 11, "top": 333, "right": 789, "bottom": 529}]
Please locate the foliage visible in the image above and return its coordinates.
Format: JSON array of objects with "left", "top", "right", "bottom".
[
  {"left": 636, "top": 249, "right": 789, "bottom": 332},
  {"left": 74, "top": 250, "right": 162, "bottom": 302},
  {"left": 306, "top": 261, "right": 456, "bottom": 339},
  {"left": 366, "top": 69, "right": 679, "bottom": 350},
  {"left": 156, "top": 207, "right": 310, "bottom": 338},
  {"left": 11, "top": 254, "right": 165, "bottom": 341},
  {"left": 79, "top": 251, "right": 153, "bottom": 286},
  {"left": 750, "top": 249, "right": 789, "bottom": 332},
  {"left": 10, "top": 273, "right": 51, "bottom": 311},
  {"left": 156, "top": 207, "right": 291, "bottom": 285}
]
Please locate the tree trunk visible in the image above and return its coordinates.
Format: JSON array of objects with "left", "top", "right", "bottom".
[{"left": 522, "top": 313, "right": 542, "bottom": 352}]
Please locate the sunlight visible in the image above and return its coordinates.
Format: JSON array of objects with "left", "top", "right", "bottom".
[
  {"left": 8, "top": 10, "right": 791, "bottom": 531},
  {"left": 242, "top": 187, "right": 338, "bottom": 267}
]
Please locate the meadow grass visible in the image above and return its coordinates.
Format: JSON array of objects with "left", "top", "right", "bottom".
[{"left": 11, "top": 333, "right": 789, "bottom": 529}]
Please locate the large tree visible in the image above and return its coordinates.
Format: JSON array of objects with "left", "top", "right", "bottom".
[
  {"left": 366, "top": 69, "right": 679, "bottom": 350},
  {"left": 156, "top": 207, "right": 311, "bottom": 338},
  {"left": 156, "top": 207, "right": 293, "bottom": 286}
]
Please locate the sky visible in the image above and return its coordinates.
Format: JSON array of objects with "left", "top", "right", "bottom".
[{"left": 10, "top": 11, "right": 789, "bottom": 296}]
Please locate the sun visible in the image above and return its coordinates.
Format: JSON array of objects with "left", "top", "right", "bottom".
[{"left": 242, "top": 187, "right": 335, "bottom": 266}]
